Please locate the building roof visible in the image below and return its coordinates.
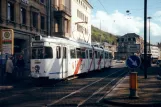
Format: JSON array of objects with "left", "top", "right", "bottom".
[
  {"left": 84, "top": 0, "right": 93, "bottom": 9},
  {"left": 119, "top": 33, "right": 140, "bottom": 38}
]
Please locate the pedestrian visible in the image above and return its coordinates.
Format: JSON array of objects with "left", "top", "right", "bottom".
[
  {"left": 5, "top": 55, "right": 14, "bottom": 84},
  {"left": 16, "top": 55, "right": 25, "bottom": 77}
]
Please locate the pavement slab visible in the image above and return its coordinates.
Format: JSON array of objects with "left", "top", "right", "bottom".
[{"left": 102, "top": 67, "right": 161, "bottom": 107}]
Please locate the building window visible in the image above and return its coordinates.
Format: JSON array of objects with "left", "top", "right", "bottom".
[
  {"left": 121, "top": 38, "right": 124, "bottom": 42},
  {"left": 65, "top": 19, "right": 69, "bottom": 33},
  {"left": 128, "top": 38, "right": 131, "bottom": 41},
  {"left": 21, "top": 7, "right": 26, "bottom": 24},
  {"left": 133, "top": 38, "right": 136, "bottom": 41},
  {"left": 0, "top": 0, "right": 1, "bottom": 16},
  {"left": 54, "top": 18, "right": 59, "bottom": 32},
  {"left": 7, "top": 2, "right": 14, "bottom": 21},
  {"left": 41, "top": 15, "right": 45, "bottom": 30},
  {"left": 40, "top": 0, "right": 44, "bottom": 4},
  {"left": 32, "top": 12, "right": 38, "bottom": 28}
]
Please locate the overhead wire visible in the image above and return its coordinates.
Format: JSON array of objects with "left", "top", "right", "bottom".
[{"left": 97, "top": 0, "right": 108, "bottom": 13}]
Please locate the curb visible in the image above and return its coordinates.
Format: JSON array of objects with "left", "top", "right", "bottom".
[
  {"left": 100, "top": 99, "right": 161, "bottom": 107},
  {"left": 101, "top": 99, "right": 161, "bottom": 107}
]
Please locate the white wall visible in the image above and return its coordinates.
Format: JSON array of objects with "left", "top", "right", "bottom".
[
  {"left": 71, "top": 0, "right": 92, "bottom": 44},
  {"left": 147, "top": 46, "right": 160, "bottom": 58}
]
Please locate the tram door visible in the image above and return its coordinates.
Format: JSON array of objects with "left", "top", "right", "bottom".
[
  {"left": 62, "top": 46, "right": 68, "bottom": 78},
  {"left": 86, "top": 49, "right": 89, "bottom": 71}
]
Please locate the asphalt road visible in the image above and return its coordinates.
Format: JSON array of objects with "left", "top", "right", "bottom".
[{"left": 0, "top": 63, "right": 126, "bottom": 107}]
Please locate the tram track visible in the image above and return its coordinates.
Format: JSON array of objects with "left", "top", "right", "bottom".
[
  {"left": 0, "top": 66, "right": 127, "bottom": 107},
  {"left": 46, "top": 67, "right": 128, "bottom": 107},
  {"left": 77, "top": 70, "right": 127, "bottom": 107}
]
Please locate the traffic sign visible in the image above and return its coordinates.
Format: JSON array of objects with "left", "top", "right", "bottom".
[
  {"left": 127, "top": 44, "right": 140, "bottom": 53},
  {"left": 126, "top": 55, "right": 141, "bottom": 69}
]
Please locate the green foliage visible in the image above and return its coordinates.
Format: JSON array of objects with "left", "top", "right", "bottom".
[{"left": 91, "top": 25, "right": 117, "bottom": 45}]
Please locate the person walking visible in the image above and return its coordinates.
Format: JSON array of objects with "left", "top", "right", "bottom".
[
  {"left": 6, "top": 55, "right": 14, "bottom": 84},
  {"left": 16, "top": 55, "right": 25, "bottom": 78}
]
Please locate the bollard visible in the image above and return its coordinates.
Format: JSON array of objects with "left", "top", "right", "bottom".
[{"left": 129, "top": 72, "right": 139, "bottom": 98}]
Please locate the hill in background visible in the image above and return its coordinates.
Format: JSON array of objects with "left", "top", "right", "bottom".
[{"left": 91, "top": 25, "right": 118, "bottom": 45}]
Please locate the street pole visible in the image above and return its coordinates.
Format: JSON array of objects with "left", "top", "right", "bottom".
[
  {"left": 100, "top": 20, "right": 102, "bottom": 44},
  {"left": 144, "top": 0, "right": 147, "bottom": 79},
  {"left": 147, "top": 17, "right": 152, "bottom": 53}
]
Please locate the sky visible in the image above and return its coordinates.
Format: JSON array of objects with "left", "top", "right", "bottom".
[{"left": 88, "top": 0, "right": 161, "bottom": 44}]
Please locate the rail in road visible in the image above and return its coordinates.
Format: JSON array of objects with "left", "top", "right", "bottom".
[{"left": 0, "top": 65, "right": 127, "bottom": 107}]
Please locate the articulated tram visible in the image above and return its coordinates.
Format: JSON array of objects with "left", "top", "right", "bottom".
[{"left": 30, "top": 35, "right": 113, "bottom": 79}]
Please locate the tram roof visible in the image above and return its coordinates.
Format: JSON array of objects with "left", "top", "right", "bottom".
[{"left": 34, "top": 36, "right": 92, "bottom": 48}]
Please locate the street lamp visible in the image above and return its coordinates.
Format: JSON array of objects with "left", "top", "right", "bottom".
[{"left": 147, "top": 16, "right": 152, "bottom": 53}]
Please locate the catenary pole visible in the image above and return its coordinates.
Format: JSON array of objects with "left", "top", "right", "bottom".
[{"left": 144, "top": 0, "right": 147, "bottom": 79}]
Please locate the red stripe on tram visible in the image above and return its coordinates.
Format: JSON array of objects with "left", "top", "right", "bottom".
[
  {"left": 97, "top": 57, "right": 102, "bottom": 70},
  {"left": 74, "top": 58, "right": 83, "bottom": 75},
  {"left": 88, "top": 52, "right": 95, "bottom": 72}
]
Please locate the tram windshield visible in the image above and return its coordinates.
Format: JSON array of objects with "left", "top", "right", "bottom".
[{"left": 31, "top": 47, "right": 53, "bottom": 59}]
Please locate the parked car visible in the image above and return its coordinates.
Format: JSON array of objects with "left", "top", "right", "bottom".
[{"left": 116, "top": 60, "right": 124, "bottom": 63}]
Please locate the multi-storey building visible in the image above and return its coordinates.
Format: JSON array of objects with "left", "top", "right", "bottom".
[
  {"left": 0, "top": 0, "right": 93, "bottom": 67},
  {"left": 101, "top": 42, "right": 116, "bottom": 58},
  {"left": 115, "top": 33, "right": 144, "bottom": 60},
  {"left": 53, "top": 0, "right": 71, "bottom": 38},
  {"left": 0, "top": 0, "right": 48, "bottom": 66},
  {"left": 147, "top": 45, "right": 160, "bottom": 63},
  {"left": 71, "top": 0, "right": 92, "bottom": 44}
]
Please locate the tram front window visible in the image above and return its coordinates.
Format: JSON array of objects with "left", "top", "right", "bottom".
[{"left": 32, "top": 47, "right": 53, "bottom": 59}]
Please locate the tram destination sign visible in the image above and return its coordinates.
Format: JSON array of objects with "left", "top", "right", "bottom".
[{"left": 32, "top": 42, "right": 44, "bottom": 46}]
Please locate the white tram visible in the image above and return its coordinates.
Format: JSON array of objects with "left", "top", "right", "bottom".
[{"left": 30, "top": 35, "right": 112, "bottom": 79}]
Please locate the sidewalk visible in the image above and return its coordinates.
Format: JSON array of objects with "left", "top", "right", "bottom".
[
  {"left": 0, "top": 68, "right": 30, "bottom": 91},
  {"left": 101, "top": 66, "right": 161, "bottom": 107}
]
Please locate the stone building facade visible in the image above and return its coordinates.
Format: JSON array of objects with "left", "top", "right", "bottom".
[
  {"left": 0, "top": 0, "right": 49, "bottom": 67},
  {"left": 115, "top": 33, "right": 144, "bottom": 60},
  {"left": 0, "top": 0, "right": 92, "bottom": 68}
]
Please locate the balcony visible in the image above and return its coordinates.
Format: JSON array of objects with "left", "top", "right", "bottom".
[
  {"left": 52, "top": 32, "right": 70, "bottom": 38},
  {"left": 53, "top": 4, "right": 71, "bottom": 16}
]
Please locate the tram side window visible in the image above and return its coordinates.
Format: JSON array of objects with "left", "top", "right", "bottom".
[
  {"left": 107, "top": 52, "right": 109, "bottom": 59},
  {"left": 63, "top": 47, "right": 67, "bottom": 59},
  {"left": 89, "top": 50, "right": 93, "bottom": 59},
  {"left": 98, "top": 52, "right": 100, "bottom": 58},
  {"left": 100, "top": 51, "right": 103, "bottom": 58},
  {"left": 76, "top": 48, "right": 81, "bottom": 58},
  {"left": 86, "top": 50, "right": 88, "bottom": 58},
  {"left": 56, "top": 46, "right": 61, "bottom": 59},
  {"left": 105, "top": 52, "right": 108, "bottom": 59},
  {"left": 44, "top": 47, "right": 53, "bottom": 59},
  {"left": 81, "top": 51, "right": 86, "bottom": 59},
  {"left": 70, "top": 49, "right": 76, "bottom": 59},
  {"left": 109, "top": 53, "right": 113, "bottom": 59},
  {"left": 95, "top": 51, "right": 98, "bottom": 58}
]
